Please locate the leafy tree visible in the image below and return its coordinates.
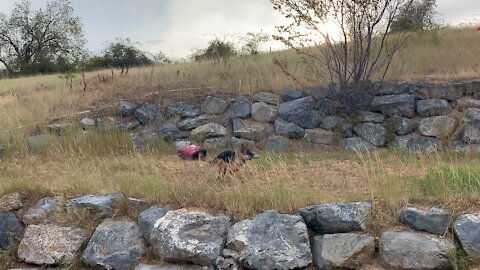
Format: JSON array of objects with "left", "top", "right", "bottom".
[
  {"left": 102, "top": 38, "right": 152, "bottom": 74},
  {"left": 193, "top": 39, "right": 236, "bottom": 62},
  {"left": 391, "top": 0, "right": 438, "bottom": 32},
  {"left": 271, "top": 0, "right": 416, "bottom": 115},
  {"left": 0, "top": 0, "right": 85, "bottom": 76},
  {"left": 240, "top": 32, "right": 270, "bottom": 55}
]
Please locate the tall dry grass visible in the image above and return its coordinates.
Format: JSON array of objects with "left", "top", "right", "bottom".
[
  {"left": 0, "top": 27, "right": 480, "bottom": 221},
  {"left": 1, "top": 143, "right": 479, "bottom": 221},
  {"left": 1, "top": 27, "right": 479, "bottom": 134}
]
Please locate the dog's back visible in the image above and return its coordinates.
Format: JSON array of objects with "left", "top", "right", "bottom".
[{"left": 212, "top": 146, "right": 258, "bottom": 179}]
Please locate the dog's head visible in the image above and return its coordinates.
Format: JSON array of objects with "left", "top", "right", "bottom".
[{"left": 240, "top": 145, "right": 260, "bottom": 160}]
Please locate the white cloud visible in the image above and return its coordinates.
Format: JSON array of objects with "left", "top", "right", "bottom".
[{"left": 150, "top": 0, "right": 288, "bottom": 58}]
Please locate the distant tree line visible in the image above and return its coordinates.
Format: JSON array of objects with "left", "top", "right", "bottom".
[{"left": 0, "top": 0, "right": 438, "bottom": 78}]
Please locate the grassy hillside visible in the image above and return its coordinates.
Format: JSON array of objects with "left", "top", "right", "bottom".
[{"left": 0, "top": 26, "right": 480, "bottom": 222}]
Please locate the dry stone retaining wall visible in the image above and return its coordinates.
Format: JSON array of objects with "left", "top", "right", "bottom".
[
  {"left": 1, "top": 191, "right": 480, "bottom": 269},
  {"left": 5, "top": 79, "right": 480, "bottom": 155}
]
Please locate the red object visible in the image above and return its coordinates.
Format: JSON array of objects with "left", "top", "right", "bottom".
[
  {"left": 178, "top": 145, "right": 207, "bottom": 160},
  {"left": 477, "top": 26, "right": 480, "bottom": 32}
]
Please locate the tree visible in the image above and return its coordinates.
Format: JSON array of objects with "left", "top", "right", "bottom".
[
  {"left": 271, "top": 0, "right": 416, "bottom": 115},
  {"left": 391, "top": 0, "right": 438, "bottom": 32},
  {"left": 240, "top": 32, "right": 271, "bottom": 55},
  {"left": 102, "top": 38, "right": 152, "bottom": 74},
  {"left": 0, "top": 0, "right": 85, "bottom": 76},
  {"left": 193, "top": 39, "right": 236, "bottom": 63}
]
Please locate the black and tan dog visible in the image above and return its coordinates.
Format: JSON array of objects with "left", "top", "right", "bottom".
[{"left": 211, "top": 145, "right": 259, "bottom": 179}]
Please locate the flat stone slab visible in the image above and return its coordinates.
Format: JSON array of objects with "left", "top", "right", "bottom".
[
  {"left": 67, "top": 192, "right": 125, "bottom": 220},
  {"left": 83, "top": 219, "right": 146, "bottom": 270},
  {"left": 454, "top": 214, "right": 480, "bottom": 262},
  {"left": 398, "top": 207, "right": 450, "bottom": 235},
  {"left": 226, "top": 210, "right": 312, "bottom": 270},
  {"left": 0, "top": 192, "right": 22, "bottom": 211},
  {"left": 379, "top": 231, "right": 454, "bottom": 269},
  {"left": 312, "top": 233, "right": 375, "bottom": 270},
  {"left": 18, "top": 224, "right": 88, "bottom": 265},
  {"left": 149, "top": 209, "right": 230, "bottom": 267},
  {"left": 298, "top": 202, "right": 372, "bottom": 234},
  {"left": 0, "top": 211, "right": 24, "bottom": 252}
]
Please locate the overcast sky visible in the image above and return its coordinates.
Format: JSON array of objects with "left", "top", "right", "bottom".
[{"left": 0, "top": 0, "right": 478, "bottom": 58}]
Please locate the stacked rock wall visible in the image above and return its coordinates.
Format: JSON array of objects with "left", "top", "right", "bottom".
[
  {"left": 1, "top": 192, "right": 480, "bottom": 269},
  {"left": 108, "top": 79, "right": 480, "bottom": 153}
]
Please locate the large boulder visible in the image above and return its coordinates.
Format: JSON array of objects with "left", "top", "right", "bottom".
[
  {"left": 251, "top": 102, "right": 278, "bottom": 123},
  {"left": 278, "top": 96, "right": 322, "bottom": 128},
  {"left": 176, "top": 115, "right": 211, "bottom": 131},
  {"left": 416, "top": 82, "right": 464, "bottom": 101},
  {"left": 345, "top": 137, "right": 376, "bottom": 151},
  {"left": 274, "top": 118, "right": 305, "bottom": 139},
  {"left": 379, "top": 231, "right": 454, "bottom": 269},
  {"left": 463, "top": 121, "right": 480, "bottom": 144},
  {"left": 80, "top": 117, "right": 95, "bottom": 129},
  {"left": 135, "top": 102, "right": 163, "bottom": 125},
  {"left": 370, "top": 94, "right": 416, "bottom": 117},
  {"left": 305, "top": 129, "right": 343, "bottom": 146},
  {"left": 320, "top": 116, "right": 348, "bottom": 132},
  {"left": 0, "top": 212, "right": 23, "bottom": 252},
  {"left": 417, "top": 116, "right": 458, "bottom": 139},
  {"left": 129, "top": 128, "right": 161, "bottom": 151},
  {"left": 22, "top": 196, "right": 66, "bottom": 225},
  {"left": 298, "top": 202, "right": 372, "bottom": 234},
  {"left": 233, "top": 119, "right": 274, "bottom": 141},
  {"left": 253, "top": 92, "right": 278, "bottom": 105},
  {"left": 463, "top": 108, "right": 480, "bottom": 122},
  {"left": 373, "top": 81, "right": 415, "bottom": 95},
  {"left": 138, "top": 206, "right": 169, "bottom": 243},
  {"left": 159, "top": 123, "right": 187, "bottom": 142},
  {"left": 389, "top": 134, "right": 416, "bottom": 151},
  {"left": 202, "top": 96, "right": 228, "bottom": 115},
  {"left": 191, "top": 123, "right": 226, "bottom": 141},
  {"left": 398, "top": 207, "right": 450, "bottom": 235},
  {"left": 389, "top": 116, "right": 415, "bottom": 135},
  {"left": 67, "top": 192, "right": 125, "bottom": 220},
  {"left": 454, "top": 214, "right": 480, "bottom": 262},
  {"left": 312, "top": 233, "right": 375, "bottom": 270},
  {"left": 264, "top": 135, "right": 289, "bottom": 152},
  {"left": 18, "top": 224, "right": 88, "bottom": 266},
  {"left": 465, "top": 79, "right": 480, "bottom": 97},
  {"left": 165, "top": 102, "right": 201, "bottom": 119},
  {"left": 224, "top": 96, "right": 252, "bottom": 119},
  {"left": 148, "top": 209, "right": 230, "bottom": 266},
  {"left": 416, "top": 99, "right": 451, "bottom": 117},
  {"left": 353, "top": 123, "right": 386, "bottom": 147},
  {"left": 281, "top": 88, "right": 303, "bottom": 102},
  {"left": 410, "top": 136, "right": 441, "bottom": 152},
  {"left": 227, "top": 211, "right": 312, "bottom": 270},
  {"left": 119, "top": 100, "right": 138, "bottom": 117},
  {"left": 358, "top": 111, "right": 385, "bottom": 123},
  {"left": 0, "top": 192, "right": 22, "bottom": 211},
  {"left": 83, "top": 219, "right": 146, "bottom": 270},
  {"left": 204, "top": 137, "right": 256, "bottom": 151},
  {"left": 457, "top": 99, "right": 480, "bottom": 111}
]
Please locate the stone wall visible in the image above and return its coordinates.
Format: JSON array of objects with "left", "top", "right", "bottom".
[
  {"left": 105, "top": 79, "right": 480, "bottom": 153},
  {"left": 1, "top": 191, "right": 479, "bottom": 269},
  {"left": 14, "top": 79, "right": 480, "bottom": 155}
]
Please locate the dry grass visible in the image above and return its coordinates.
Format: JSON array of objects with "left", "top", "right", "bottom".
[
  {"left": 0, "top": 26, "right": 479, "bottom": 133},
  {"left": 1, "top": 143, "right": 479, "bottom": 222},
  {"left": 0, "top": 26, "right": 479, "bottom": 225}
]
